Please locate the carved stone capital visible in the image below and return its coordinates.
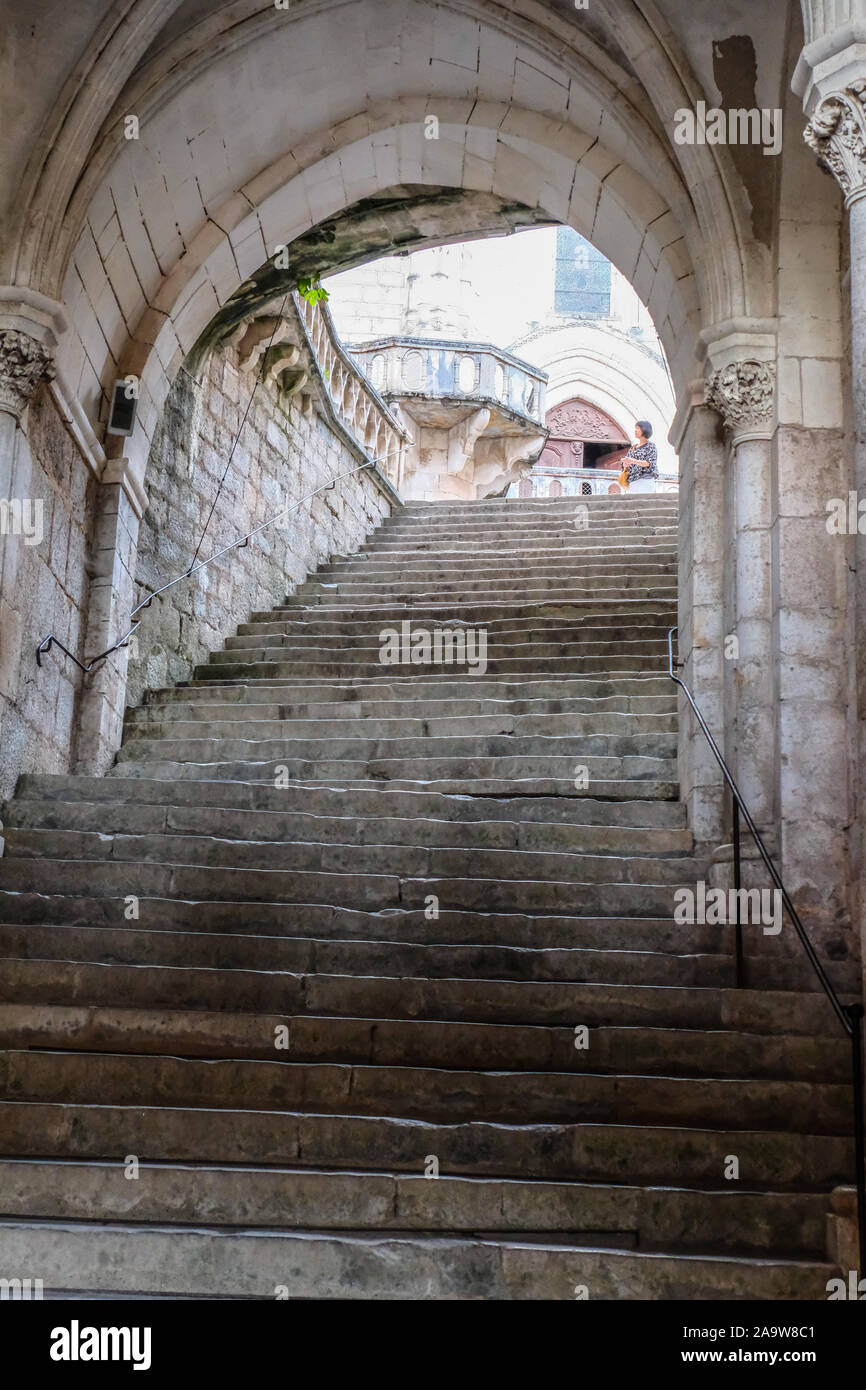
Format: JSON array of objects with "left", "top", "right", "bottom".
[
  {"left": 704, "top": 360, "right": 776, "bottom": 436},
  {"left": 0, "top": 329, "right": 55, "bottom": 417},
  {"left": 804, "top": 80, "right": 866, "bottom": 202}
]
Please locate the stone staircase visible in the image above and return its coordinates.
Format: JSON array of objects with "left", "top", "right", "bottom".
[{"left": 0, "top": 494, "right": 851, "bottom": 1298}]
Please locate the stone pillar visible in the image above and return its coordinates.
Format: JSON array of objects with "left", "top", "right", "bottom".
[
  {"left": 0, "top": 330, "right": 55, "bottom": 793},
  {"left": 704, "top": 358, "right": 777, "bottom": 832},
  {"left": 74, "top": 459, "right": 146, "bottom": 774},
  {"left": 671, "top": 389, "right": 728, "bottom": 846},
  {"left": 803, "top": 81, "right": 866, "bottom": 936},
  {"left": 796, "top": 11, "right": 866, "bottom": 1264}
]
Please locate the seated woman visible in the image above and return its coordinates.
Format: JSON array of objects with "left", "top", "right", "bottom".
[{"left": 621, "top": 420, "right": 659, "bottom": 493}]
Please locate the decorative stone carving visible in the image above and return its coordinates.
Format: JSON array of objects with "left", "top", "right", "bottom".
[
  {"left": 705, "top": 360, "right": 776, "bottom": 434},
  {"left": 545, "top": 398, "right": 628, "bottom": 442},
  {"left": 0, "top": 329, "right": 54, "bottom": 416},
  {"left": 804, "top": 80, "right": 866, "bottom": 201}
]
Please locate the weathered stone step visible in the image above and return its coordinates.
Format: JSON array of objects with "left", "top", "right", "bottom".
[
  {"left": 227, "top": 625, "right": 676, "bottom": 651},
  {"left": 194, "top": 656, "right": 673, "bottom": 681},
  {"left": 286, "top": 584, "right": 677, "bottom": 604},
  {"left": 0, "top": 952, "right": 847, "bottom": 1032},
  {"left": 2, "top": 922, "right": 854, "bottom": 994},
  {"left": 0, "top": 893, "right": 797, "bottom": 959},
  {"left": 164, "top": 675, "right": 678, "bottom": 703},
  {"left": 291, "top": 582, "right": 678, "bottom": 604},
  {"left": 11, "top": 775, "right": 689, "bottom": 825},
  {"left": 0, "top": 1218, "right": 833, "bottom": 1300},
  {"left": 101, "top": 763, "right": 680, "bottom": 799},
  {"left": 319, "top": 560, "right": 678, "bottom": 582},
  {"left": 308, "top": 564, "right": 681, "bottom": 586},
  {"left": 107, "top": 748, "right": 677, "bottom": 781},
  {"left": 362, "top": 529, "right": 677, "bottom": 547},
  {"left": 238, "top": 616, "right": 678, "bottom": 640},
  {"left": 400, "top": 497, "right": 677, "bottom": 512},
  {"left": 0, "top": 1101, "right": 851, "bottom": 1189},
  {"left": 266, "top": 599, "right": 677, "bottom": 622},
  {"left": 301, "top": 563, "right": 675, "bottom": 585},
  {"left": 0, "top": 858, "right": 685, "bottom": 914},
  {"left": 241, "top": 608, "right": 678, "bottom": 631},
  {"left": 133, "top": 694, "right": 678, "bottom": 723},
  {"left": 0, "top": 921, "right": 724, "bottom": 984},
  {"left": 126, "top": 710, "right": 680, "bottom": 742},
  {"left": 219, "top": 636, "right": 673, "bottom": 661},
  {"left": 0, "top": 1050, "right": 851, "bottom": 1130},
  {"left": 113, "top": 731, "right": 678, "bottom": 766},
  {"left": 4, "top": 798, "right": 692, "bottom": 856},
  {"left": 0, "top": 1159, "right": 828, "bottom": 1256},
  {"left": 0, "top": 995, "right": 850, "bottom": 1082},
  {"left": 2, "top": 827, "right": 701, "bottom": 886}
]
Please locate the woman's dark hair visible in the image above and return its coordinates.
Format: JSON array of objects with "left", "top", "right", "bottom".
[{"left": 636, "top": 420, "right": 653, "bottom": 439}]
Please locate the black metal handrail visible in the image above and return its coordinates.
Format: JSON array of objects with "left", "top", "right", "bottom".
[
  {"left": 36, "top": 459, "right": 385, "bottom": 676},
  {"left": 667, "top": 626, "right": 865, "bottom": 1273}
]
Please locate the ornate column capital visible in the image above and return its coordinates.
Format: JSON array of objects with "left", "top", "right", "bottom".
[
  {"left": 0, "top": 328, "right": 55, "bottom": 418},
  {"left": 704, "top": 359, "right": 776, "bottom": 441},
  {"left": 804, "top": 79, "right": 866, "bottom": 204}
]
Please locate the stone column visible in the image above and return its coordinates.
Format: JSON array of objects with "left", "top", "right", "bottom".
[
  {"left": 704, "top": 358, "right": 777, "bottom": 833},
  {"left": 0, "top": 330, "right": 55, "bottom": 796},
  {"left": 803, "top": 82, "right": 866, "bottom": 937},
  {"left": 74, "top": 459, "right": 146, "bottom": 774},
  {"left": 671, "top": 388, "right": 728, "bottom": 846}
]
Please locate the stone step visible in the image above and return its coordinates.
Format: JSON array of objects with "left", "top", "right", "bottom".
[
  {"left": 0, "top": 857, "right": 686, "bottom": 913},
  {"left": 219, "top": 636, "right": 674, "bottom": 660},
  {"left": 227, "top": 625, "right": 677, "bottom": 650},
  {"left": 0, "top": 921, "right": 727, "bottom": 984},
  {"left": 237, "top": 615, "right": 678, "bottom": 638},
  {"left": 165, "top": 675, "right": 678, "bottom": 703},
  {"left": 0, "top": 1218, "right": 833, "bottom": 1300},
  {"left": 301, "top": 569, "right": 681, "bottom": 592},
  {"left": 352, "top": 547, "right": 677, "bottom": 566},
  {"left": 194, "top": 657, "right": 673, "bottom": 681},
  {"left": 106, "top": 747, "right": 678, "bottom": 781},
  {"left": 0, "top": 949, "right": 847, "bottom": 1032},
  {"left": 100, "top": 763, "right": 679, "bottom": 799},
  {"left": 400, "top": 497, "right": 678, "bottom": 511},
  {"left": 265, "top": 599, "right": 677, "bottom": 622},
  {"left": 2, "top": 827, "right": 702, "bottom": 885},
  {"left": 0, "top": 893, "right": 807, "bottom": 960},
  {"left": 11, "top": 775, "right": 689, "bottom": 825},
  {"left": 125, "top": 710, "right": 680, "bottom": 741},
  {"left": 290, "top": 584, "right": 678, "bottom": 605},
  {"left": 361, "top": 529, "right": 677, "bottom": 547},
  {"left": 0, "top": 1050, "right": 851, "bottom": 1131},
  {"left": 0, "top": 994, "right": 850, "bottom": 1081},
  {"left": 300, "top": 572, "right": 677, "bottom": 595},
  {"left": 318, "top": 560, "right": 678, "bottom": 581},
  {"left": 113, "top": 732, "right": 678, "bottom": 765},
  {"left": 0, "top": 1101, "right": 851, "bottom": 1189},
  {"left": 4, "top": 798, "right": 693, "bottom": 855},
  {"left": 134, "top": 692, "right": 678, "bottom": 719},
  {"left": 0, "top": 1159, "right": 828, "bottom": 1256},
  {"left": 1, "top": 922, "right": 854, "bottom": 993}
]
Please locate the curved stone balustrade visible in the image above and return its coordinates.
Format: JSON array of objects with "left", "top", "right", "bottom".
[
  {"left": 508, "top": 467, "right": 679, "bottom": 498},
  {"left": 349, "top": 336, "right": 548, "bottom": 426},
  {"left": 294, "top": 296, "right": 409, "bottom": 485}
]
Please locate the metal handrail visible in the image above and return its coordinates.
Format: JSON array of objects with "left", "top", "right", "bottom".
[
  {"left": 36, "top": 459, "right": 386, "bottom": 676},
  {"left": 667, "top": 625, "right": 865, "bottom": 1273}
]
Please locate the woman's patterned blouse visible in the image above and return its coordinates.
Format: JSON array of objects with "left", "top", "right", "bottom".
[{"left": 624, "top": 440, "right": 659, "bottom": 483}]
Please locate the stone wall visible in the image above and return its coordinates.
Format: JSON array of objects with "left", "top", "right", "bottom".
[
  {"left": 126, "top": 341, "right": 393, "bottom": 709},
  {"left": 0, "top": 390, "right": 96, "bottom": 804}
]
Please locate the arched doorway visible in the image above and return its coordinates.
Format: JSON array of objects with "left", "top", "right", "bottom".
[{"left": 535, "top": 397, "right": 630, "bottom": 485}]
